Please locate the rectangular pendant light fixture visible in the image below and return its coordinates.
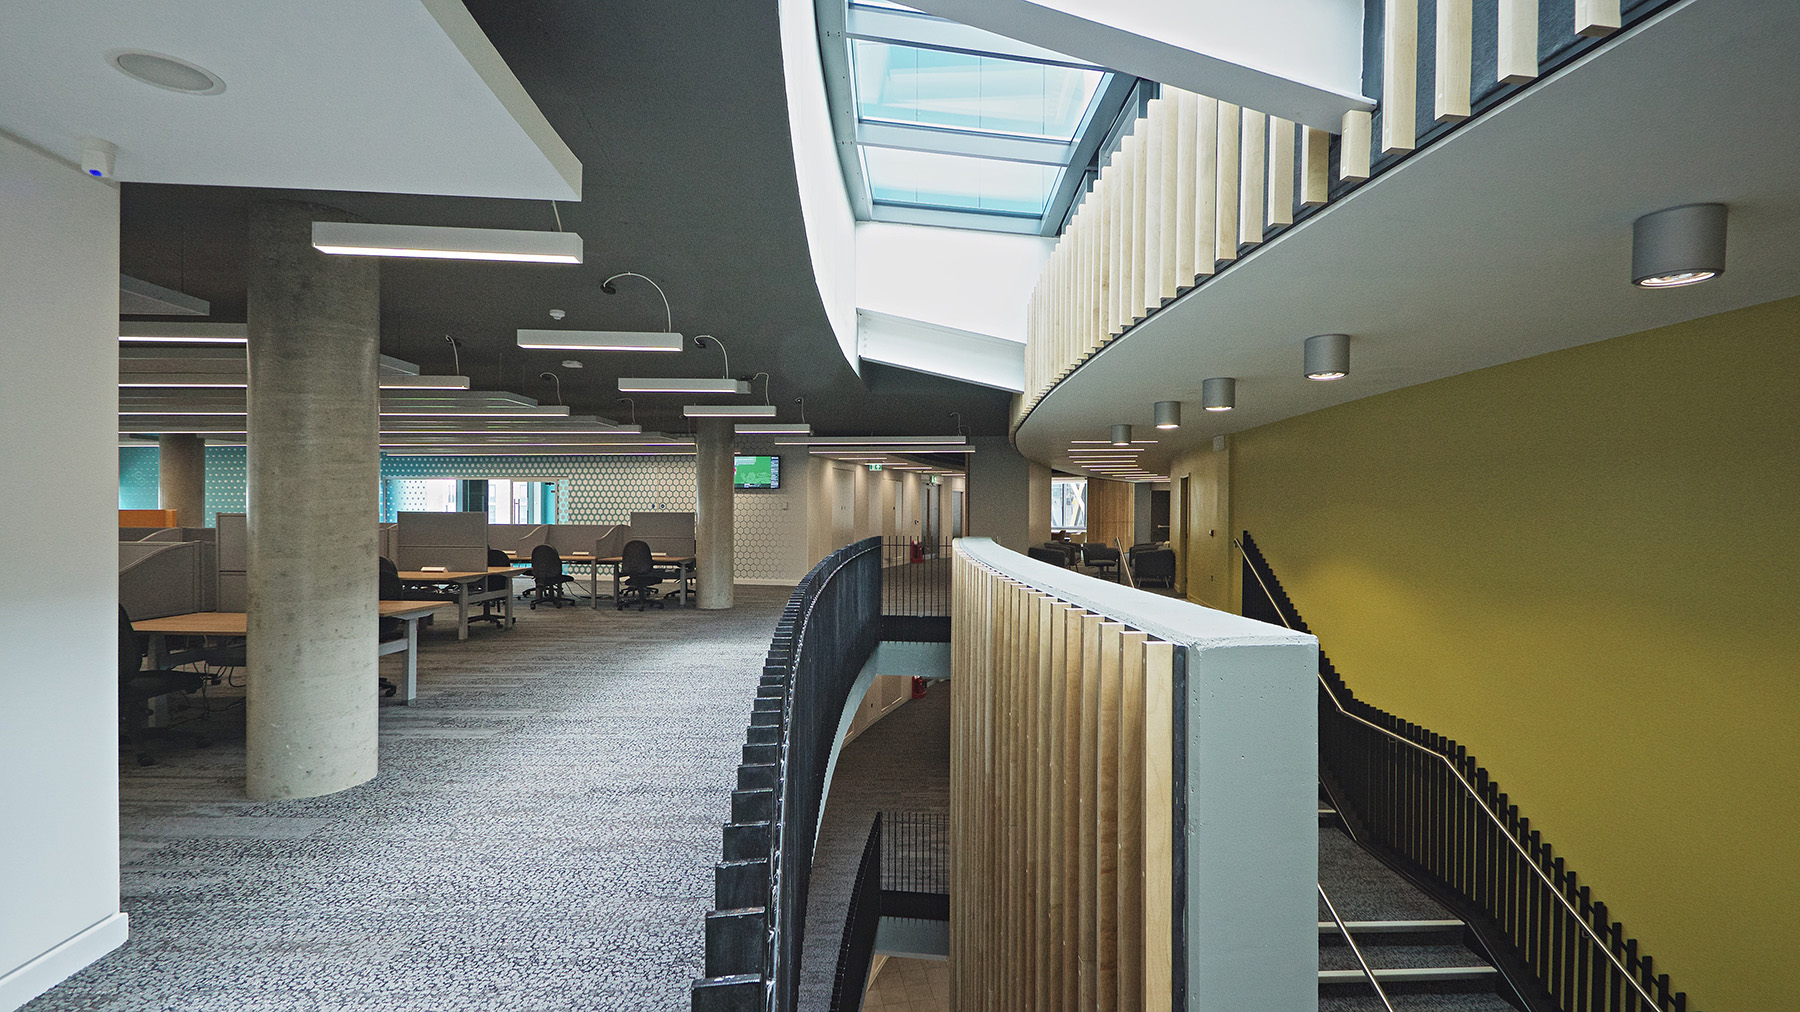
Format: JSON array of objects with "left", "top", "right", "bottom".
[
  {"left": 734, "top": 423, "right": 812, "bottom": 435},
  {"left": 683, "top": 404, "right": 778, "bottom": 419},
  {"left": 311, "top": 222, "right": 583, "bottom": 264},
  {"left": 620, "top": 378, "right": 751, "bottom": 394},
  {"left": 119, "top": 322, "right": 248, "bottom": 344},
  {"left": 518, "top": 330, "right": 683, "bottom": 352}
]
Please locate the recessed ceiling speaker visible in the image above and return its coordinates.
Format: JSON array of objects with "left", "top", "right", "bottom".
[
  {"left": 1201, "top": 377, "right": 1236, "bottom": 411},
  {"left": 106, "top": 50, "right": 226, "bottom": 95},
  {"left": 1632, "top": 203, "right": 1727, "bottom": 288},
  {"left": 1304, "top": 334, "right": 1350, "bottom": 380}
]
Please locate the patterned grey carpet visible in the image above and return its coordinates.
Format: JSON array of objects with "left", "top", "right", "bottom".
[{"left": 27, "top": 586, "right": 791, "bottom": 1012}]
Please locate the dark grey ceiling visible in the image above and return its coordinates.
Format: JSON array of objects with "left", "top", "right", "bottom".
[{"left": 117, "top": 0, "right": 1013, "bottom": 438}]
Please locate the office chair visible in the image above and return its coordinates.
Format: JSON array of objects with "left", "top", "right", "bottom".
[
  {"left": 377, "top": 562, "right": 406, "bottom": 697},
  {"left": 528, "top": 543, "right": 577, "bottom": 608},
  {"left": 472, "top": 547, "right": 512, "bottom": 625},
  {"left": 119, "top": 605, "right": 210, "bottom": 766},
  {"left": 1028, "top": 545, "right": 1071, "bottom": 567},
  {"left": 617, "top": 539, "right": 666, "bottom": 610}
]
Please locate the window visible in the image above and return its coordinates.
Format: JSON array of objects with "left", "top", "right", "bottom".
[
  {"left": 820, "top": 2, "right": 1138, "bottom": 234},
  {"left": 381, "top": 478, "right": 558, "bottom": 524},
  {"left": 1050, "top": 478, "right": 1087, "bottom": 532}
]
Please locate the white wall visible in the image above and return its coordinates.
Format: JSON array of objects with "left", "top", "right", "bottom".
[
  {"left": 0, "top": 131, "right": 128, "bottom": 1011},
  {"left": 854, "top": 222, "right": 1052, "bottom": 343},
  {"left": 779, "top": 0, "right": 858, "bottom": 367},
  {"left": 733, "top": 441, "right": 813, "bottom": 585}
]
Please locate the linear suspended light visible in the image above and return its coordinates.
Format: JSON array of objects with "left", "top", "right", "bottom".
[
  {"left": 683, "top": 404, "right": 778, "bottom": 419},
  {"left": 620, "top": 377, "right": 751, "bottom": 394},
  {"left": 380, "top": 375, "right": 472, "bottom": 390},
  {"left": 311, "top": 222, "right": 582, "bottom": 264},
  {"left": 119, "top": 322, "right": 247, "bottom": 344},
  {"left": 120, "top": 374, "right": 470, "bottom": 390},
  {"left": 734, "top": 423, "right": 812, "bottom": 435},
  {"left": 774, "top": 436, "right": 967, "bottom": 446},
  {"left": 518, "top": 330, "right": 683, "bottom": 352}
]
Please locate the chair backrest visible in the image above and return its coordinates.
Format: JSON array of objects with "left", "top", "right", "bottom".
[
  {"left": 531, "top": 543, "right": 563, "bottom": 578},
  {"left": 118, "top": 605, "right": 144, "bottom": 680},
  {"left": 486, "top": 547, "right": 512, "bottom": 591},
  {"left": 379, "top": 560, "right": 403, "bottom": 601},
  {"left": 621, "top": 539, "right": 654, "bottom": 576},
  {"left": 1027, "top": 546, "right": 1067, "bottom": 567}
]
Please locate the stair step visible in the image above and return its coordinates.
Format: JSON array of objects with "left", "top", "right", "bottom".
[
  {"left": 1319, "top": 965, "right": 1498, "bottom": 983},
  {"left": 1317, "top": 918, "right": 1464, "bottom": 935}
]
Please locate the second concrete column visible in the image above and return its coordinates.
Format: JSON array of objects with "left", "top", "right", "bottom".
[
  {"left": 244, "top": 201, "right": 381, "bottom": 801},
  {"left": 157, "top": 433, "right": 206, "bottom": 527},
  {"left": 694, "top": 418, "right": 734, "bottom": 610}
]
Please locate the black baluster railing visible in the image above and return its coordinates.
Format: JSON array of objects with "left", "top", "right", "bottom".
[
  {"left": 879, "top": 539, "right": 951, "bottom": 642},
  {"left": 693, "top": 537, "right": 882, "bottom": 1012},
  {"left": 1238, "top": 532, "right": 1693, "bottom": 1012},
  {"left": 827, "top": 815, "right": 884, "bottom": 1012}
]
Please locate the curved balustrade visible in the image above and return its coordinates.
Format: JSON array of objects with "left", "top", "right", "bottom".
[{"left": 951, "top": 537, "right": 1317, "bottom": 1011}]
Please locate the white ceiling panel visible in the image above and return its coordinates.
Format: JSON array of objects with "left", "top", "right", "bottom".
[{"left": 0, "top": 0, "right": 579, "bottom": 199}]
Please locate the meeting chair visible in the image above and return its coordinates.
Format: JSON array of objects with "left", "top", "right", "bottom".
[
  {"left": 617, "top": 539, "right": 666, "bottom": 611},
  {"left": 473, "top": 547, "right": 513, "bottom": 625},
  {"left": 1082, "top": 542, "right": 1121, "bottom": 581},
  {"left": 527, "top": 543, "right": 577, "bottom": 609},
  {"left": 1027, "top": 545, "right": 1071, "bottom": 567},
  {"left": 118, "top": 605, "right": 210, "bottom": 766},
  {"left": 377, "top": 561, "right": 407, "bottom": 698}
]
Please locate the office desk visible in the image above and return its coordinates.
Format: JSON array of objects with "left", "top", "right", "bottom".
[
  {"left": 132, "top": 601, "right": 446, "bottom": 704},
  {"left": 504, "top": 552, "right": 605, "bottom": 601},
  {"left": 397, "top": 567, "right": 526, "bottom": 639},
  {"left": 592, "top": 554, "right": 698, "bottom": 608}
]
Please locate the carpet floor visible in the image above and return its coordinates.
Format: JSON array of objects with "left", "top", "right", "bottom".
[{"left": 27, "top": 585, "right": 791, "bottom": 1012}]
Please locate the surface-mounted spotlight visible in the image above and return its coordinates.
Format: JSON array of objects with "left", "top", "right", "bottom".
[
  {"left": 1111, "top": 424, "right": 1133, "bottom": 446},
  {"left": 1153, "top": 401, "right": 1181, "bottom": 429},
  {"left": 1304, "top": 334, "right": 1350, "bottom": 381},
  {"left": 1201, "top": 377, "right": 1236, "bottom": 411},
  {"left": 1632, "top": 203, "right": 1726, "bottom": 288}
]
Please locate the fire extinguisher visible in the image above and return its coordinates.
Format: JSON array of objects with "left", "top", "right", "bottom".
[
  {"left": 911, "top": 676, "right": 927, "bottom": 699},
  {"left": 909, "top": 538, "right": 923, "bottom": 564}
]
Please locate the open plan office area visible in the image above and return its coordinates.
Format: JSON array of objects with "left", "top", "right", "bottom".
[{"left": 4, "top": 2, "right": 1798, "bottom": 1011}]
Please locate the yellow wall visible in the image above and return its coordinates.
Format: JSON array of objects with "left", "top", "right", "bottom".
[{"left": 1213, "top": 297, "right": 1800, "bottom": 1012}]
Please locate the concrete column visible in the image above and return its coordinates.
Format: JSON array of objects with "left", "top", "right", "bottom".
[
  {"left": 694, "top": 418, "right": 734, "bottom": 609},
  {"left": 157, "top": 433, "right": 206, "bottom": 527},
  {"left": 244, "top": 201, "right": 380, "bottom": 801},
  {"left": 967, "top": 436, "right": 1051, "bottom": 553}
]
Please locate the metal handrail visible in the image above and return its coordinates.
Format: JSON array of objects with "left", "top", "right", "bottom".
[
  {"left": 1318, "top": 881, "right": 1396, "bottom": 1012},
  {"left": 1234, "top": 538, "right": 1664, "bottom": 1010},
  {"left": 1113, "top": 537, "right": 1137, "bottom": 589}
]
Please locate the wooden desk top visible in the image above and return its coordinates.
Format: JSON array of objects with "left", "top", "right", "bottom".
[
  {"left": 397, "top": 566, "right": 526, "bottom": 581},
  {"left": 593, "top": 554, "right": 696, "bottom": 565},
  {"left": 504, "top": 552, "right": 599, "bottom": 562},
  {"left": 134, "top": 602, "right": 447, "bottom": 636}
]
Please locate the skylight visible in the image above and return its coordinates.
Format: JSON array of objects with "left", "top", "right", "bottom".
[{"left": 820, "top": 2, "right": 1137, "bottom": 235}]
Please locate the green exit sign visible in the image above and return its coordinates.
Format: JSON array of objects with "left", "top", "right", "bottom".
[{"left": 867, "top": 463, "right": 883, "bottom": 471}]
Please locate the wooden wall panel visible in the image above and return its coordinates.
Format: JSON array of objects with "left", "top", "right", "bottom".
[
  {"left": 1268, "top": 115, "right": 1295, "bottom": 227},
  {"left": 1215, "top": 101, "right": 1241, "bottom": 263},
  {"left": 952, "top": 545, "right": 1180, "bottom": 1012},
  {"left": 1084, "top": 476, "right": 1135, "bottom": 550},
  {"left": 1341, "top": 109, "right": 1372, "bottom": 181},
  {"left": 1382, "top": 0, "right": 1418, "bottom": 153},
  {"left": 1238, "top": 108, "right": 1267, "bottom": 247},
  {"left": 1171, "top": 89, "right": 1198, "bottom": 286},
  {"left": 1301, "top": 126, "right": 1330, "bottom": 206},
  {"left": 1575, "top": 0, "right": 1620, "bottom": 37},
  {"left": 1193, "top": 96, "right": 1220, "bottom": 280},
  {"left": 1435, "top": 0, "right": 1472, "bottom": 122},
  {"left": 1128, "top": 128, "right": 1148, "bottom": 324},
  {"left": 1140, "top": 98, "right": 1167, "bottom": 317},
  {"left": 1156, "top": 98, "right": 1180, "bottom": 302},
  {"left": 1498, "top": 0, "right": 1540, "bottom": 83}
]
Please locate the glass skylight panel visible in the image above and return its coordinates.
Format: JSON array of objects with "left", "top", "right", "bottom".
[
  {"left": 851, "top": 41, "right": 1103, "bottom": 142},
  {"left": 863, "top": 147, "right": 1058, "bottom": 215}
]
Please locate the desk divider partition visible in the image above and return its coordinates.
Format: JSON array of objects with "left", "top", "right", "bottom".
[
  {"left": 216, "top": 513, "right": 247, "bottom": 612},
  {"left": 395, "top": 512, "right": 488, "bottom": 573},
  {"left": 628, "top": 511, "right": 697, "bottom": 558},
  {"left": 119, "top": 540, "right": 213, "bottom": 620}
]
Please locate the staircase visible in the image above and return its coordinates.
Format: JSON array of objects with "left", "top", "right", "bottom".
[{"left": 1318, "top": 802, "right": 1518, "bottom": 1011}]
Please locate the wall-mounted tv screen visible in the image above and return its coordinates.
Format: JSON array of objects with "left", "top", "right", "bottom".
[{"left": 734, "top": 455, "right": 780, "bottom": 490}]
